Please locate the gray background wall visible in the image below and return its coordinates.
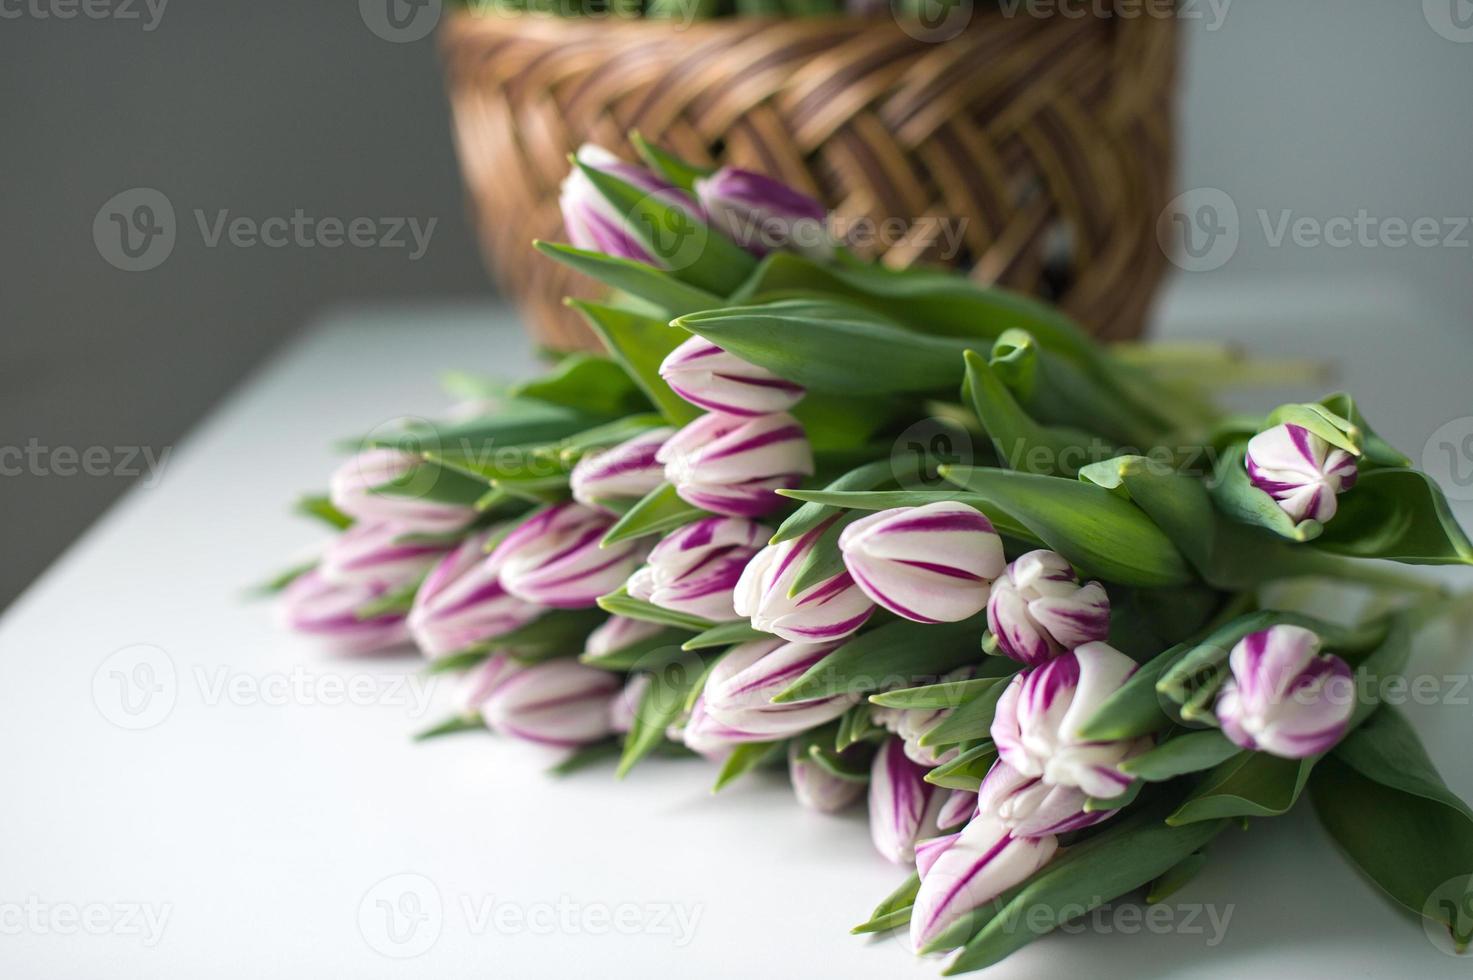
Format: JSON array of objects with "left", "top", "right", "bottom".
[{"left": 2, "top": 0, "right": 1469, "bottom": 609}]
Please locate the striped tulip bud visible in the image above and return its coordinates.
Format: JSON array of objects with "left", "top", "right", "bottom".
[
  {"left": 278, "top": 569, "right": 410, "bottom": 655},
  {"left": 909, "top": 816, "right": 1059, "bottom": 952},
  {"left": 788, "top": 741, "right": 865, "bottom": 814},
  {"left": 558, "top": 144, "right": 698, "bottom": 264},
  {"left": 609, "top": 672, "right": 650, "bottom": 735},
  {"left": 868, "top": 738, "right": 948, "bottom": 865},
  {"left": 407, "top": 529, "right": 544, "bottom": 660},
  {"left": 629, "top": 517, "right": 771, "bottom": 622},
  {"left": 569, "top": 427, "right": 673, "bottom": 512},
  {"left": 676, "top": 693, "right": 769, "bottom": 760},
  {"left": 870, "top": 669, "right": 974, "bottom": 768},
  {"left": 318, "top": 521, "right": 448, "bottom": 590},
  {"left": 694, "top": 166, "right": 833, "bottom": 259},
  {"left": 489, "top": 503, "right": 646, "bottom": 609},
  {"left": 936, "top": 788, "right": 978, "bottom": 831},
  {"left": 658, "top": 336, "right": 806, "bottom": 417},
  {"left": 975, "top": 758, "right": 1112, "bottom": 837},
  {"left": 991, "top": 643, "right": 1149, "bottom": 801},
  {"left": 658, "top": 412, "right": 814, "bottom": 518},
  {"left": 839, "top": 502, "right": 1004, "bottom": 623},
  {"left": 452, "top": 652, "right": 522, "bottom": 718},
  {"left": 1246, "top": 423, "right": 1359, "bottom": 524},
  {"left": 733, "top": 526, "right": 875, "bottom": 643},
  {"left": 701, "top": 638, "right": 857, "bottom": 739},
  {"left": 1216, "top": 625, "right": 1355, "bottom": 759},
  {"left": 480, "top": 659, "right": 622, "bottom": 748},
  {"left": 987, "top": 550, "right": 1110, "bottom": 666},
  {"left": 584, "top": 615, "right": 665, "bottom": 661},
  {"left": 328, "top": 449, "right": 476, "bottom": 534}
]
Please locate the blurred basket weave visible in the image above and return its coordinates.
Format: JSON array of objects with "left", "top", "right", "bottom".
[{"left": 441, "top": 7, "right": 1178, "bottom": 351}]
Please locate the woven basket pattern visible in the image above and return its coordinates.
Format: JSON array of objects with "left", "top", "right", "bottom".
[{"left": 442, "top": 9, "right": 1177, "bottom": 350}]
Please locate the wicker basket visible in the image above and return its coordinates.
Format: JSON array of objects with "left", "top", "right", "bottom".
[{"left": 441, "top": 8, "right": 1177, "bottom": 351}]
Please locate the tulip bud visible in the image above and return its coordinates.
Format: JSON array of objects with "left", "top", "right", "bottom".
[
  {"left": 406, "top": 529, "right": 544, "bottom": 661},
  {"left": 732, "top": 526, "right": 875, "bottom": 643},
  {"left": 318, "top": 521, "right": 449, "bottom": 589},
  {"left": 974, "top": 758, "right": 1111, "bottom": 837},
  {"left": 558, "top": 144, "right": 700, "bottom": 264},
  {"left": 629, "top": 517, "right": 771, "bottom": 622},
  {"left": 658, "top": 336, "right": 806, "bottom": 418},
  {"left": 452, "top": 652, "right": 522, "bottom": 718},
  {"left": 278, "top": 569, "right": 411, "bottom": 655},
  {"left": 788, "top": 742, "right": 865, "bottom": 814},
  {"left": 701, "top": 638, "right": 858, "bottom": 738},
  {"left": 839, "top": 503, "right": 1005, "bottom": 624},
  {"left": 936, "top": 789, "right": 978, "bottom": 831},
  {"left": 871, "top": 689, "right": 971, "bottom": 770},
  {"left": 909, "top": 816, "right": 1058, "bottom": 952},
  {"left": 694, "top": 167, "right": 833, "bottom": 260},
  {"left": 1215, "top": 625, "right": 1355, "bottom": 759},
  {"left": 610, "top": 672, "right": 650, "bottom": 735},
  {"left": 328, "top": 449, "right": 477, "bottom": 534},
  {"left": 480, "top": 659, "right": 622, "bottom": 748},
  {"left": 986, "top": 550, "right": 1111, "bottom": 666},
  {"left": 489, "top": 503, "right": 646, "bottom": 609},
  {"left": 569, "top": 427, "right": 673, "bottom": 512},
  {"left": 1246, "top": 423, "right": 1359, "bottom": 524},
  {"left": 991, "top": 643, "right": 1149, "bottom": 801},
  {"left": 658, "top": 412, "right": 815, "bottom": 518},
  {"left": 676, "top": 693, "right": 769, "bottom": 760},
  {"left": 584, "top": 615, "right": 666, "bottom": 661},
  {"left": 868, "top": 738, "right": 949, "bottom": 864}
]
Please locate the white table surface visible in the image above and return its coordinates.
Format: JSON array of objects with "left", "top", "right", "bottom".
[{"left": 3, "top": 275, "right": 1472, "bottom": 979}]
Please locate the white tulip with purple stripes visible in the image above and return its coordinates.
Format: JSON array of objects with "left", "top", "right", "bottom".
[
  {"left": 975, "top": 758, "right": 1115, "bottom": 837},
  {"left": 328, "top": 448, "right": 477, "bottom": 534},
  {"left": 277, "top": 569, "right": 411, "bottom": 655},
  {"left": 406, "top": 528, "right": 544, "bottom": 660},
  {"left": 318, "top": 521, "right": 449, "bottom": 590},
  {"left": 986, "top": 550, "right": 1111, "bottom": 666},
  {"left": 1245, "top": 422, "right": 1359, "bottom": 523},
  {"left": 627, "top": 517, "right": 771, "bottom": 622},
  {"left": 936, "top": 788, "right": 978, "bottom": 831},
  {"left": 701, "top": 638, "right": 858, "bottom": 739},
  {"left": 480, "top": 659, "right": 622, "bottom": 748},
  {"left": 868, "top": 738, "right": 948, "bottom": 865},
  {"left": 558, "top": 144, "right": 700, "bottom": 265},
  {"left": 788, "top": 742, "right": 865, "bottom": 814},
  {"left": 839, "top": 502, "right": 1005, "bottom": 623},
  {"left": 909, "top": 816, "right": 1059, "bottom": 952},
  {"left": 658, "top": 412, "right": 815, "bottom": 518},
  {"left": 569, "top": 426, "right": 673, "bottom": 512},
  {"left": 733, "top": 525, "right": 875, "bottom": 643},
  {"left": 452, "top": 652, "right": 522, "bottom": 718},
  {"left": 694, "top": 166, "right": 834, "bottom": 259},
  {"left": 658, "top": 336, "right": 806, "bottom": 417},
  {"left": 488, "top": 503, "right": 647, "bottom": 609},
  {"left": 675, "top": 693, "right": 769, "bottom": 760},
  {"left": 1215, "top": 625, "right": 1355, "bottom": 759},
  {"left": 583, "top": 615, "right": 665, "bottom": 661},
  {"left": 991, "top": 642, "right": 1150, "bottom": 803}
]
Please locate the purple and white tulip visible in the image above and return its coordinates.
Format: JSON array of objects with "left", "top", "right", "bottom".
[
  {"left": 1215, "top": 625, "right": 1355, "bottom": 759},
  {"left": 609, "top": 672, "right": 651, "bottom": 735},
  {"left": 909, "top": 816, "right": 1059, "bottom": 952},
  {"left": 839, "top": 502, "right": 1005, "bottom": 624},
  {"left": 937, "top": 788, "right": 978, "bottom": 831},
  {"left": 318, "top": 521, "right": 449, "bottom": 590},
  {"left": 406, "top": 529, "right": 544, "bottom": 660},
  {"left": 558, "top": 144, "right": 700, "bottom": 264},
  {"left": 488, "top": 503, "right": 647, "bottom": 609},
  {"left": 732, "top": 525, "right": 875, "bottom": 643},
  {"left": 658, "top": 412, "right": 815, "bottom": 518},
  {"left": 277, "top": 569, "right": 411, "bottom": 655},
  {"left": 452, "top": 652, "right": 522, "bottom": 718},
  {"left": 584, "top": 615, "right": 666, "bottom": 661},
  {"left": 694, "top": 166, "right": 833, "bottom": 260},
  {"left": 1246, "top": 423, "right": 1359, "bottom": 524},
  {"left": 658, "top": 336, "right": 806, "bottom": 418},
  {"left": 987, "top": 550, "right": 1111, "bottom": 666},
  {"left": 788, "top": 741, "right": 865, "bottom": 814},
  {"left": 626, "top": 517, "right": 771, "bottom": 622},
  {"left": 871, "top": 703, "right": 956, "bottom": 768},
  {"left": 991, "top": 643, "right": 1149, "bottom": 802},
  {"left": 569, "top": 427, "right": 673, "bottom": 512},
  {"left": 328, "top": 448, "right": 476, "bottom": 534},
  {"left": 975, "top": 758, "right": 1113, "bottom": 837},
  {"left": 869, "top": 738, "right": 949, "bottom": 864},
  {"left": 701, "top": 638, "right": 857, "bottom": 739},
  {"left": 480, "top": 659, "right": 622, "bottom": 748},
  {"left": 676, "top": 693, "right": 770, "bottom": 760}
]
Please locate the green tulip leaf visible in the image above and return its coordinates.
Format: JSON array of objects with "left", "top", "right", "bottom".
[
  {"left": 532, "top": 241, "right": 724, "bottom": 318},
  {"left": 601, "top": 483, "right": 705, "bottom": 546},
  {"left": 773, "top": 615, "right": 988, "bottom": 704},
  {"left": 569, "top": 301, "right": 702, "bottom": 425}
]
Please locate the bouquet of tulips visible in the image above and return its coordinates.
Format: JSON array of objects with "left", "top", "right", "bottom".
[{"left": 271, "top": 137, "right": 1473, "bottom": 972}]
